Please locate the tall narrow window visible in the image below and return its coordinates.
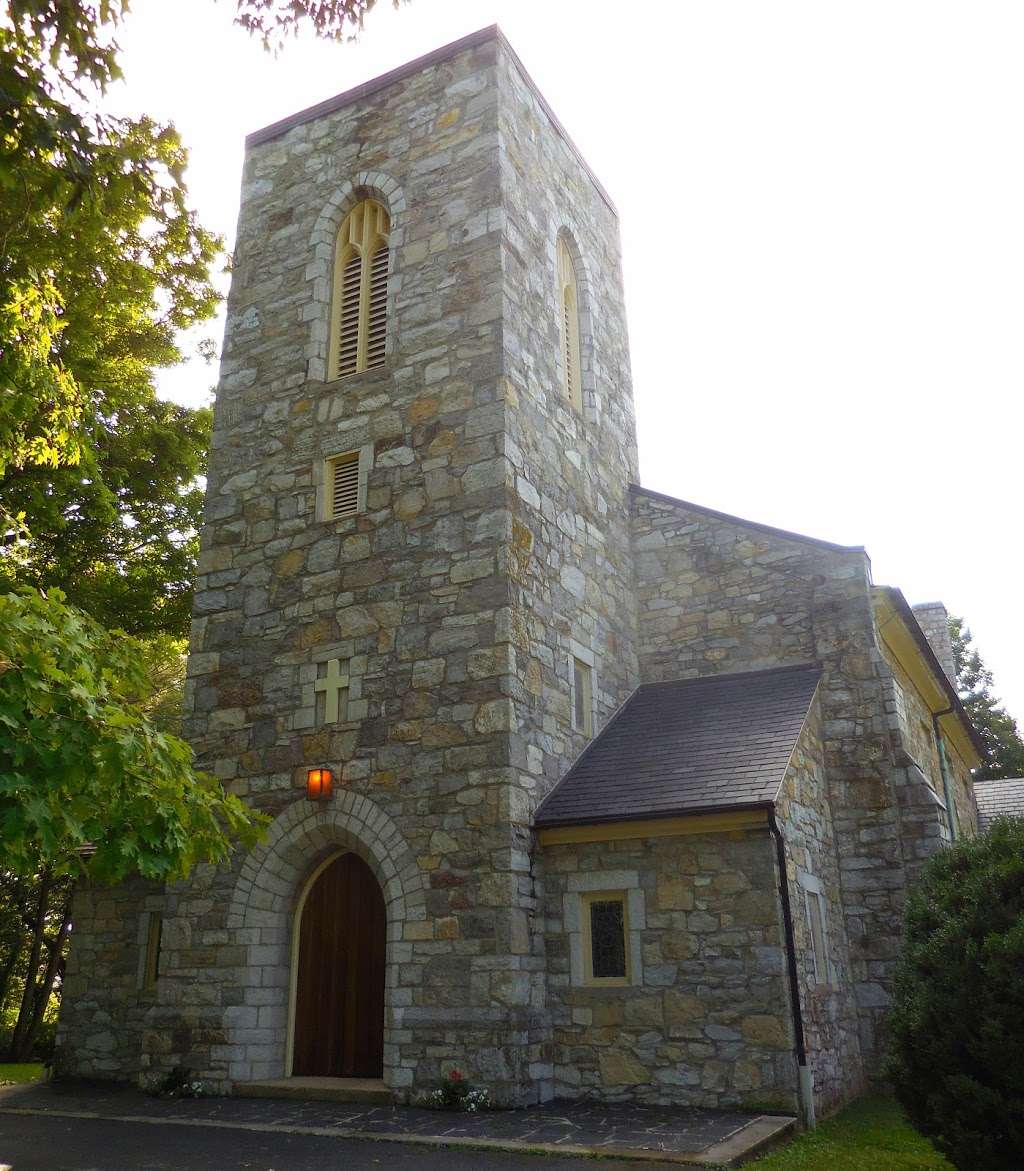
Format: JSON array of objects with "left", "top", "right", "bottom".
[
  {"left": 329, "top": 198, "right": 390, "bottom": 380},
  {"left": 581, "top": 891, "right": 629, "bottom": 985},
  {"left": 557, "top": 237, "right": 583, "bottom": 412},
  {"left": 806, "top": 889, "right": 828, "bottom": 984},
  {"left": 572, "top": 656, "right": 593, "bottom": 736},
  {"left": 144, "top": 913, "right": 162, "bottom": 989}
]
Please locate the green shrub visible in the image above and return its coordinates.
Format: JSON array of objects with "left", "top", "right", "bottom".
[{"left": 888, "top": 817, "right": 1024, "bottom": 1170}]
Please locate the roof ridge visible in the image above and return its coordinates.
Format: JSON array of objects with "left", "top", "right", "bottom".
[{"left": 629, "top": 484, "right": 866, "bottom": 554}]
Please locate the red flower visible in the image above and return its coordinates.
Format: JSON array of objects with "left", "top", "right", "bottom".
[{"left": 449, "top": 1069, "right": 464, "bottom": 1081}]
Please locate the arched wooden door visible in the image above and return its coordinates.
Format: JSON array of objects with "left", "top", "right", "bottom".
[{"left": 292, "top": 852, "right": 386, "bottom": 1078}]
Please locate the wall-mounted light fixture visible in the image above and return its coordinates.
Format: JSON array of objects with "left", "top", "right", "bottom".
[{"left": 306, "top": 767, "right": 333, "bottom": 801}]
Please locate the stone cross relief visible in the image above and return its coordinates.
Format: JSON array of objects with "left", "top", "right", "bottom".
[{"left": 314, "top": 657, "right": 350, "bottom": 724}]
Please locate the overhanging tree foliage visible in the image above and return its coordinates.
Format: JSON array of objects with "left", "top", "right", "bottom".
[
  {"left": 0, "top": 589, "right": 263, "bottom": 883},
  {"left": 950, "top": 616, "right": 1024, "bottom": 782}
]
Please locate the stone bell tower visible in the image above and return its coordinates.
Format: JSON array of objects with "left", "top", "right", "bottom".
[{"left": 59, "top": 26, "right": 641, "bottom": 1103}]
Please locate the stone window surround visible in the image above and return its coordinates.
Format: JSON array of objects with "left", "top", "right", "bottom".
[
  {"left": 796, "top": 869, "right": 834, "bottom": 986},
  {"left": 306, "top": 171, "right": 407, "bottom": 385},
  {"left": 563, "top": 870, "right": 645, "bottom": 987}
]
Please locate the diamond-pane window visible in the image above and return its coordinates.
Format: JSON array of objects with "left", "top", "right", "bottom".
[{"left": 589, "top": 899, "right": 626, "bottom": 979}]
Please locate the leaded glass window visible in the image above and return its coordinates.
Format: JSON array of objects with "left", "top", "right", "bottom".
[{"left": 589, "top": 897, "right": 626, "bottom": 979}]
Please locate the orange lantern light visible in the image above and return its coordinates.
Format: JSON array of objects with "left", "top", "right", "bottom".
[{"left": 306, "top": 767, "right": 333, "bottom": 801}]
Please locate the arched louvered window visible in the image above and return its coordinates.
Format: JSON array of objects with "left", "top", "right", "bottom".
[
  {"left": 557, "top": 237, "right": 583, "bottom": 413},
  {"left": 328, "top": 198, "right": 390, "bottom": 380}
]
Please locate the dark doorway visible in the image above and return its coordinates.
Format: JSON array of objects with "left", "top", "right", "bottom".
[{"left": 292, "top": 852, "right": 386, "bottom": 1077}]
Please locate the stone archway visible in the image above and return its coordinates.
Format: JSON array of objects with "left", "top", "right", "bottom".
[{"left": 223, "top": 792, "right": 425, "bottom": 1086}]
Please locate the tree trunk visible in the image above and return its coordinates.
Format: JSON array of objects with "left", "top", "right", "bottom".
[
  {"left": 8, "top": 870, "right": 51, "bottom": 1061},
  {"left": 21, "top": 885, "right": 73, "bottom": 1058},
  {"left": 0, "top": 936, "right": 24, "bottom": 1014}
]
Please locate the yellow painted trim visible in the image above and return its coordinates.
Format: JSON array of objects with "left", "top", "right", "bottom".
[
  {"left": 580, "top": 890, "right": 630, "bottom": 987},
  {"left": 873, "top": 593, "right": 983, "bottom": 769},
  {"left": 538, "top": 809, "right": 769, "bottom": 846}
]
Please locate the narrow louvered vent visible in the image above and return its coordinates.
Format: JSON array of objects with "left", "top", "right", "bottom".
[
  {"left": 365, "top": 243, "right": 389, "bottom": 370},
  {"left": 334, "top": 252, "right": 362, "bottom": 379},
  {"left": 328, "top": 451, "right": 361, "bottom": 519},
  {"left": 328, "top": 198, "right": 391, "bottom": 380}
]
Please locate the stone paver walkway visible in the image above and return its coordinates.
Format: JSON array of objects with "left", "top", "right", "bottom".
[{"left": 0, "top": 1081, "right": 795, "bottom": 1166}]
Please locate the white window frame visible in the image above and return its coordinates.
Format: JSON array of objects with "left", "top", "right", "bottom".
[
  {"left": 797, "top": 871, "right": 833, "bottom": 986},
  {"left": 317, "top": 444, "right": 373, "bottom": 522},
  {"left": 568, "top": 641, "right": 596, "bottom": 737}
]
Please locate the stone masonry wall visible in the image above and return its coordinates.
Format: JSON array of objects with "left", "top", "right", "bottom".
[
  {"left": 493, "top": 41, "right": 642, "bottom": 1082},
  {"left": 540, "top": 830, "right": 798, "bottom": 1111},
  {"left": 56, "top": 879, "right": 161, "bottom": 1082},
  {"left": 775, "top": 694, "right": 863, "bottom": 1116},
  {"left": 629, "top": 489, "right": 926, "bottom": 1072}
]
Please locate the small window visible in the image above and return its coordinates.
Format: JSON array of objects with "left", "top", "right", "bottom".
[
  {"left": 329, "top": 198, "right": 390, "bottom": 380},
  {"left": 322, "top": 449, "right": 368, "bottom": 521},
  {"left": 144, "top": 913, "right": 162, "bottom": 989},
  {"left": 582, "top": 891, "right": 629, "bottom": 985},
  {"left": 805, "top": 889, "right": 828, "bottom": 984},
  {"left": 571, "top": 656, "right": 593, "bottom": 736},
  {"left": 557, "top": 237, "right": 583, "bottom": 413}
]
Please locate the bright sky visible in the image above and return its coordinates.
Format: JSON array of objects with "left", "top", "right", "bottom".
[{"left": 111, "top": 0, "right": 1024, "bottom": 724}]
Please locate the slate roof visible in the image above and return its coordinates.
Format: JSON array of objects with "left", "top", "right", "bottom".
[
  {"left": 974, "top": 778, "right": 1024, "bottom": 833},
  {"left": 535, "top": 664, "right": 822, "bottom": 828}
]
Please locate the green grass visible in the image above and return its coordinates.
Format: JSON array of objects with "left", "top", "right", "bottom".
[
  {"left": 743, "top": 1095, "right": 952, "bottom": 1170},
  {"left": 0, "top": 1063, "right": 44, "bottom": 1086}
]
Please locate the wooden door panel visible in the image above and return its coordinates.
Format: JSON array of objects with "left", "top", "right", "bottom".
[{"left": 293, "top": 852, "right": 385, "bottom": 1077}]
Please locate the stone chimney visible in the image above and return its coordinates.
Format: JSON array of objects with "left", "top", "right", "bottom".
[{"left": 912, "top": 602, "right": 957, "bottom": 687}]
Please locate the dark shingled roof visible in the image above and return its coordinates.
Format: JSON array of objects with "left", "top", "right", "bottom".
[
  {"left": 535, "top": 664, "right": 821, "bottom": 828},
  {"left": 974, "top": 778, "right": 1024, "bottom": 833}
]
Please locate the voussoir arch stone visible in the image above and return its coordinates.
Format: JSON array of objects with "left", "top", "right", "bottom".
[{"left": 221, "top": 791, "right": 424, "bottom": 1085}]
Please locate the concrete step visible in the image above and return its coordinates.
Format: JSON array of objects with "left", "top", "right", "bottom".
[{"left": 234, "top": 1077, "right": 391, "bottom": 1105}]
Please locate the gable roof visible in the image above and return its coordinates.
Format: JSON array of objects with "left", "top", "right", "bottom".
[
  {"left": 534, "top": 664, "right": 821, "bottom": 828},
  {"left": 974, "top": 778, "right": 1024, "bottom": 833}
]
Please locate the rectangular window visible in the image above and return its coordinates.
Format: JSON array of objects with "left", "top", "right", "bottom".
[
  {"left": 581, "top": 891, "right": 629, "bottom": 985},
  {"left": 322, "top": 448, "right": 370, "bottom": 522},
  {"left": 572, "top": 657, "right": 593, "bottom": 736},
  {"left": 806, "top": 890, "right": 828, "bottom": 984},
  {"left": 144, "top": 913, "right": 162, "bottom": 989}
]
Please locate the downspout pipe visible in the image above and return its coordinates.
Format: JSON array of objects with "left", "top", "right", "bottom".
[
  {"left": 767, "top": 807, "right": 815, "bottom": 1128},
  {"left": 932, "top": 707, "right": 959, "bottom": 840}
]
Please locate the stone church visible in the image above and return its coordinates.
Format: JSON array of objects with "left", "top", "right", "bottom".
[{"left": 57, "top": 26, "right": 986, "bottom": 1122}]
